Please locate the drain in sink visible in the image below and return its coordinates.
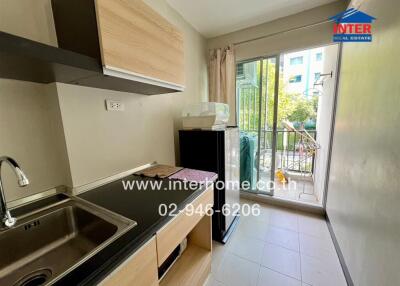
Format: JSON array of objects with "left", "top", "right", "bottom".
[{"left": 14, "top": 269, "right": 52, "bottom": 286}]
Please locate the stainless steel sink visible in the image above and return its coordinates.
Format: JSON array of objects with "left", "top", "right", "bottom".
[{"left": 0, "top": 196, "right": 136, "bottom": 286}]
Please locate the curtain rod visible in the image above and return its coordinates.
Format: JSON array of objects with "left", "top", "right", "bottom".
[{"left": 234, "top": 19, "right": 332, "bottom": 46}]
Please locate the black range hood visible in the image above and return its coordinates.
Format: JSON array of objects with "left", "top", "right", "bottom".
[{"left": 0, "top": 31, "right": 177, "bottom": 95}]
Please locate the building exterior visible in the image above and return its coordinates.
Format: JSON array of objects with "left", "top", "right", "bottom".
[{"left": 282, "top": 47, "right": 324, "bottom": 95}]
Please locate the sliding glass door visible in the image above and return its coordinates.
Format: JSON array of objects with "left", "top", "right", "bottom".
[
  {"left": 237, "top": 44, "right": 338, "bottom": 204},
  {"left": 236, "top": 57, "right": 279, "bottom": 195}
]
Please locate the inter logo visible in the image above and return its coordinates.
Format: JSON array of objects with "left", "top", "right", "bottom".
[{"left": 329, "top": 8, "right": 376, "bottom": 42}]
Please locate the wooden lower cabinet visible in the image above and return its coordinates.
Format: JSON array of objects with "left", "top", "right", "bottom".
[
  {"left": 100, "top": 187, "right": 213, "bottom": 286},
  {"left": 156, "top": 186, "right": 213, "bottom": 266},
  {"left": 159, "top": 215, "right": 212, "bottom": 286},
  {"left": 100, "top": 238, "right": 158, "bottom": 286},
  {"left": 158, "top": 187, "right": 213, "bottom": 286}
]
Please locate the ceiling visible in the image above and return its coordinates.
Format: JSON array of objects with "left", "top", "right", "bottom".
[{"left": 167, "top": 0, "right": 338, "bottom": 38}]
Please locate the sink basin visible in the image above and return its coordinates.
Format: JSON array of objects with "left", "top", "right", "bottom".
[{"left": 0, "top": 196, "right": 136, "bottom": 286}]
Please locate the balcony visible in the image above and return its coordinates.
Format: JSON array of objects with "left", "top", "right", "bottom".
[{"left": 240, "top": 129, "right": 319, "bottom": 205}]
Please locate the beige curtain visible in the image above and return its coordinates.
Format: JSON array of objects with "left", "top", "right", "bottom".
[{"left": 208, "top": 45, "right": 236, "bottom": 125}]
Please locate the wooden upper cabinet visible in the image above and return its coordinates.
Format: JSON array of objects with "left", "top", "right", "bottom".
[
  {"left": 95, "top": 0, "right": 184, "bottom": 90},
  {"left": 51, "top": 0, "right": 185, "bottom": 94}
]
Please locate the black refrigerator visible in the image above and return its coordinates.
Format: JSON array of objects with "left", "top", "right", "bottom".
[{"left": 179, "top": 127, "right": 240, "bottom": 243}]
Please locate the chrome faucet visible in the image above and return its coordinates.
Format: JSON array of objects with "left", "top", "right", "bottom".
[{"left": 0, "top": 156, "right": 29, "bottom": 229}]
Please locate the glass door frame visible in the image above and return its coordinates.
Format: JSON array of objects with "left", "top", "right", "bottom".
[
  {"left": 237, "top": 55, "right": 280, "bottom": 196},
  {"left": 266, "top": 55, "right": 280, "bottom": 196}
]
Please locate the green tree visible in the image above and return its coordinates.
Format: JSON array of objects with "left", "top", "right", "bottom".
[
  {"left": 287, "top": 96, "right": 316, "bottom": 123},
  {"left": 238, "top": 60, "right": 318, "bottom": 131},
  {"left": 263, "top": 62, "right": 317, "bottom": 128}
]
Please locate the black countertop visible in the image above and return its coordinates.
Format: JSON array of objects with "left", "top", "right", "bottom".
[{"left": 52, "top": 174, "right": 205, "bottom": 285}]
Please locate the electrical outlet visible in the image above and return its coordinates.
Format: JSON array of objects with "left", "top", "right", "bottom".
[{"left": 105, "top": 99, "right": 124, "bottom": 111}]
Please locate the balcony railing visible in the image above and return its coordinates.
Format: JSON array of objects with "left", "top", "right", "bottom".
[
  {"left": 241, "top": 129, "right": 317, "bottom": 175},
  {"left": 238, "top": 84, "right": 316, "bottom": 175}
]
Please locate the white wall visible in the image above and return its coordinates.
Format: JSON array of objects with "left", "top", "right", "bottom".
[
  {"left": 0, "top": 0, "right": 57, "bottom": 46},
  {"left": 0, "top": 0, "right": 207, "bottom": 198},
  {"left": 314, "top": 44, "right": 338, "bottom": 202},
  {"left": 0, "top": 82, "right": 71, "bottom": 201},
  {"left": 326, "top": 0, "right": 400, "bottom": 285},
  {"left": 0, "top": 1, "right": 72, "bottom": 202}
]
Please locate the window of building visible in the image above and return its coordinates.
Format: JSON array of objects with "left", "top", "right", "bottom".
[
  {"left": 236, "top": 63, "right": 245, "bottom": 79},
  {"left": 289, "top": 75, "right": 302, "bottom": 83},
  {"left": 316, "top": 52, "right": 323, "bottom": 61},
  {"left": 290, "top": 56, "right": 303, "bottom": 65}
]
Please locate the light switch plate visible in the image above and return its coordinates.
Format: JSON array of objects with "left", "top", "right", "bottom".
[{"left": 105, "top": 99, "right": 124, "bottom": 111}]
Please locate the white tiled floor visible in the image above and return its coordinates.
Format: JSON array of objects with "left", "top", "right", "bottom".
[
  {"left": 259, "top": 172, "right": 321, "bottom": 206},
  {"left": 206, "top": 200, "right": 347, "bottom": 286}
]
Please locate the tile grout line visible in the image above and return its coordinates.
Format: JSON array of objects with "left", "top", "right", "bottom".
[
  {"left": 267, "top": 222, "right": 300, "bottom": 234},
  {"left": 299, "top": 244, "right": 304, "bottom": 283},
  {"left": 298, "top": 226, "right": 332, "bottom": 241},
  {"left": 256, "top": 242, "right": 267, "bottom": 285},
  {"left": 263, "top": 240, "right": 300, "bottom": 253},
  {"left": 259, "top": 264, "right": 303, "bottom": 283},
  {"left": 255, "top": 257, "right": 262, "bottom": 286},
  {"left": 234, "top": 226, "right": 301, "bottom": 252},
  {"left": 226, "top": 250, "right": 262, "bottom": 265},
  {"left": 211, "top": 244, "right": 227, "bottom": 284},
  {"left": 253, "top": 234, "right": 302, "bottom": 282},
  {"left": 297, "top": 215, "right": 304, "bottom": 284},
  {"left": 221, "top": 243, "right": 303, "bottom": 285}
]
